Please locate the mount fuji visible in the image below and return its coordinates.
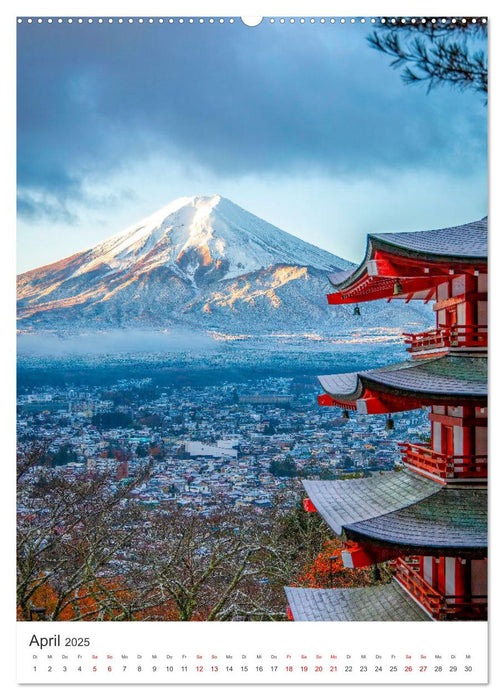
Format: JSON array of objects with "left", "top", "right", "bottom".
[{"left": 17, "top": 195, "right": 431, "bottom": 337}]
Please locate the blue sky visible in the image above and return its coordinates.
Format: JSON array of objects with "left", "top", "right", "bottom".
[{"left": 17, "top": 18, "right": 487, "bottom": 272}]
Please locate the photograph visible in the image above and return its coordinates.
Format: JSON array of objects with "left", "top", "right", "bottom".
[{"left": 15, "top": 11, "right": 488, "bottom": 684}]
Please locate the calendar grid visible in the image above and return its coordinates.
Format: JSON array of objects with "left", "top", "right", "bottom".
[{"left": 17, "top": 621, "right": 488, "bottom": 684}]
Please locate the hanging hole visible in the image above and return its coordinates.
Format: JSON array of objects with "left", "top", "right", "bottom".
[{"left": 241, "top": 17, "right": 263, "bottom": 26}]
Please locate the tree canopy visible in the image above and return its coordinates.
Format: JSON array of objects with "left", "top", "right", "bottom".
[
  {"left": 17, "top": 443, "right": 389, "bottom": 621},
  {"left": 368, "top": 18, "right": 487, "bottom": 96}
]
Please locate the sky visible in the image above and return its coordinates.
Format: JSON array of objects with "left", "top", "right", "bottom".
[{"left": 16, "top": 17, "right": 487, "bottom": 272}]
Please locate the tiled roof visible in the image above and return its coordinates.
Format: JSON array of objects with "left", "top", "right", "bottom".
[
  {"left": 371, "top": 217, "right": 487, "bottom": 259},
  {"left": 302, "top": 472, "right": 440, "bottom": 535},
  {"left": 328, "top": 217, "right": 487, "bottom": 290},
  {"left": 304, "top": 473, "right": 487, "bottom": 553},
  {"left": 328, "top": 267, "right": 358, "bottom": 286},
  {"left": 285, "top": 582, "right": 431, "bottom": 621},
  {"left": 317, "top": 371, "right": 360, "bottom": 398},
  {"left": 348, "top": 487, "right": 487, "bottom": 553},
  {"left": 318, "top": 355, "right": 487, "bottom": 402}
]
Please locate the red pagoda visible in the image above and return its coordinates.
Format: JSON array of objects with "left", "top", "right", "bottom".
[{"left": 285, "top": 217, "right": 487, "bottom": 622}]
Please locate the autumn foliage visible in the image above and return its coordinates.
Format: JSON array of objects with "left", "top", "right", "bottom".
[
  {"left": 17, "top": 576, "right": 207, "bottom": 621},
  {"left": 294, "top": 539, "right": 377, "bottom": 589}
]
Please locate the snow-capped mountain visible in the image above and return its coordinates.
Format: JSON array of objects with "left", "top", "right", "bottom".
[
  {"left": 17, "top": 195, "right": 432, "bottom": 335},
  {"left": 66, "top": 194, "right": 350, "bottom": 281}
]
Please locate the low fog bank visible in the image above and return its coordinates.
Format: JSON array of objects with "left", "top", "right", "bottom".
[{"left": 17, "top": 329, "right": 217, "bottom": 356}]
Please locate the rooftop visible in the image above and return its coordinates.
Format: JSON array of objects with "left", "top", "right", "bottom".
[
  {"left": 327, "top": 217, "right": 487, "bottom": 304},
  {"left": 285, "top": 581, "right": 431, "bottom": 621},
  {"left": 302, "top": 471, "right": 439, "bottom": 536},
  {"left": 318, "top": 354, "right": 487, "bottom": 409},
  {"left": 304, "top": 472, "right": 487, "bottom": 556},
  {"left": 368, "top": 217, "right": 487, "bottom": 260},
  {"left": 347, "top": 487, "right": 487, "bottom": 556}
]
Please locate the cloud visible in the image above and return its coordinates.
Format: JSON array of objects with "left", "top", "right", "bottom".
[
  {"left": 17, "top": 21, "right": 487, "bottom": 222},
  {"left": 17, "top": 192, "right": 78, "bottom": 224},
  {"left": 17, "top": 329, "right": 217, "bottom": 356}
]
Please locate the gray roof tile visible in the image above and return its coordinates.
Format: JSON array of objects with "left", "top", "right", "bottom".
[
  {"left": 348, "top": 487, "right": 487, "bottom": 551},
  {"left": 304, "top": 473, "right": 487, "bottom": 553},
  {"left": 328, "top": 217, "right": 487, "bottom": 290},
  {"left": 303, "top": 472, "right": 440, "bottom": 535},
  {"left": 328, "top": 267, "right": 358, "bottom": 286},
  {"left": 317, "top": 371, "right": 360, "bottom": 397},
  {"left": 318, "top": 355, "right": 487, "bottom": 402},
  {"left": 372, "top": 217, "right": 487, "bottom": 259},
  {"left": 285, "top": 582, "right": 431, "bottom": 621}
]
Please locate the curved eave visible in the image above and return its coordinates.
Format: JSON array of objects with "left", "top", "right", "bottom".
[
  {"left": 318, "top": 356, "right": 487, "bottom": 412},
  {"left": 303, "top": 474, "right": 486, "bottom": 557},
  {"left": 344, "top": 487, "right": 487, "bottom": 558},
  {"left": 328, "top": 278, "right": 446, "bottom": 305},
  {"left": 361, "top": 375, "right": 487, "bottom": 407},
  {"left": 302, "top": 472, "right": 441, "bottom": 536},
  {"left": 327, "top": 237, "right": 374, "bottom": 292},
  {"left": 317, "top": 371, "right": 362, "bottom": 403},
  {"left": 328, "top": 218, "right": 487, "bottom": 303}
]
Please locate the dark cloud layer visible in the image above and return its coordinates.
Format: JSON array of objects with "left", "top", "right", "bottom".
[{"left": 17, "top": 21, "right": 487, "bottom": 221}]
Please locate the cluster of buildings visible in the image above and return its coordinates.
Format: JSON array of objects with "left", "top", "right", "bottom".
[{"left": 18, "top": 375, "right": 427, "bottom": 517}]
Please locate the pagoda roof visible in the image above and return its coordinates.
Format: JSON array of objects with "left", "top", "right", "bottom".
[
  {"left": 302, "top": 471, "right": 439, "bottom": 535},
  {"left": 284, "top": 581, "right": 431, "bottom": 621},
  {"left": 327, "top": 217, "right": 487, "bottom": 303},
  {"left": 346, "top": 486, "right": 487, "bottom": 556},
  {"left": 318, "top": 354, "right": 487, "bottom": 411},
  {"left": 304, "top": 472, "right": 487, "bottom": 556}
]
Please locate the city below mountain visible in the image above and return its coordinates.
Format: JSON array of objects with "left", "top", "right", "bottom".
[{"left": 17, "top": 195, "right": 431, "bottom": 337}]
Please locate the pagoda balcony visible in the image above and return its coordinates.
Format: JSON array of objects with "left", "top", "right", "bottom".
[
  {"left": 394, "top": 558, "right": 487, "bottom": 621},
  {"left": 398, "top": 442, "right": 488, "bottom": 481},
  {"left": 404, "top": 325, "right": 487, "bottom": 354}
]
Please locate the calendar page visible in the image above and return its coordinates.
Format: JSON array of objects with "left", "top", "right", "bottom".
[{"left": 14, "top": 2, "right": 489, "bottom": 689}]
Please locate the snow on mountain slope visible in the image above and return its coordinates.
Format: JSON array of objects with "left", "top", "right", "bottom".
[
  {"left": 45, "top": 194, "right": 350, "bottom": 281},
  {"left": 17, "top": 195, "right": 432, "bottom": 335}
]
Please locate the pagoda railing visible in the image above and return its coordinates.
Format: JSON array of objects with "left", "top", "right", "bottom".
[
  {"left": 404, "top": 325, "right": 487, "bottom": 353},
  {"left": 398, "top": 442, "right": 488, "bottom": 480},
  {"left": 394, "top": 558, "right": 443, "bottom": 617},
  {"left": 394, "top": 559, "right": 487, "bottom": 621}
]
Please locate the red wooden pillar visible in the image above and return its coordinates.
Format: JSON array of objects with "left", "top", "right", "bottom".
[
  {"left": 437, "top": 557, "right": 445, "bottom": 595},
  {"left": 462, "top": 406, "right": 475, "bottom": 456},
  {"left": 454, "top": 559, "right": 467, "bottom": 599},
  {"left": 464, "top": 274, "right": 477, "bottom": 328}
]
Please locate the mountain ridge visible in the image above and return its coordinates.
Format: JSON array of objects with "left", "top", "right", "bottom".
[{"left": 17, "top": 195, "right": 432, "bottom": 335}]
